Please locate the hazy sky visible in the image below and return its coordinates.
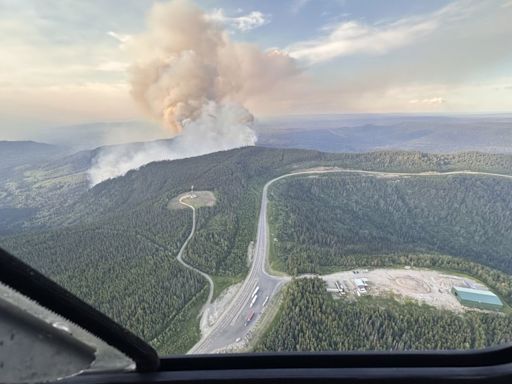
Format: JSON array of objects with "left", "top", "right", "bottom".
[{"left": 1, "top": 0, "right": 512, "bottom": 139}]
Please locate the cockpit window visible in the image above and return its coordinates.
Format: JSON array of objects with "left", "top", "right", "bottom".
[
  {"left": 1, "top": 0, "right": 511, "bottom": 365},
  {"left": 0, "top": 282, "right": 134, "bottom": 383}
]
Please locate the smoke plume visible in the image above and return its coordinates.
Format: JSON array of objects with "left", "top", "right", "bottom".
[{"left": 88, "top": 0, "right": 298, "bottom": 186}]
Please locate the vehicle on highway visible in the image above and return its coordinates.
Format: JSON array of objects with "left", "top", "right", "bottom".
[
  {"left": 249, "top": 294, "right": 258, "bottom": 308},
  {"left": 244, "top": 310, "right": 255, "bottom": 327}
]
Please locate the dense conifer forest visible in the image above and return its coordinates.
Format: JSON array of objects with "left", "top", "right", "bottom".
[
  {"left": 268, "top": 173, "right": 512, "bottom": 303},
  {"left": 1, "top": 147, "right": 511, "bottom": 352},
  {"left": 257, "top": 278, "right": 512, "bottom": 352}
]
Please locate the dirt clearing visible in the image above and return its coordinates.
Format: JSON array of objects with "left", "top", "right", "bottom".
[
  {"left": 200, "top": 283, "right": 241, "bottom": 337},
  {"left": 321, "top": 268, "right": 492, "bottom": 313},
  {"left": 168, "top": 191, "right": 216, "bottom": 210}
]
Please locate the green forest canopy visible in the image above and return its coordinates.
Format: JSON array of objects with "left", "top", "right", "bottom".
[
  {"left": 1, "top": 147, "right": 512, "bottom": 353},
  {"left": 256, "top": 278, "right": 512, "bottom": 352}
]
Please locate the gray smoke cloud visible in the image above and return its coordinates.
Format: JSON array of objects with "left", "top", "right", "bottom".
[{"left": 88, "top": 0, "right": 298, "bottom": 186}]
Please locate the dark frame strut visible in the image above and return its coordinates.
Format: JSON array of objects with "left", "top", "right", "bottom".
[
  {"left": 0, "top": 247, "right": 160, "bottom": 372},
  {"left": 1, "top": 246, "right": 512, "bottom": 384}
]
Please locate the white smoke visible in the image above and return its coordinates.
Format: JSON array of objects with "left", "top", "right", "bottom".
[
  {"left": 87, "top": 103, "right": 256, "bottom": 186},
  {"left": 88, "top": 0, "right": 298, "bottom": 186}
]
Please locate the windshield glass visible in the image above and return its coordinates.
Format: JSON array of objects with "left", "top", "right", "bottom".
[
  {"left": 1, "top": 0, "right": 512, "bottom": 359},
  {"left": 0, "top": 281, "right": 134, "bottom": 382}
]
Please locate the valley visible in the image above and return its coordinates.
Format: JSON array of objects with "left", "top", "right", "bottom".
[{"left": 1, "top": 146, "right": 512, "bottom": 354}]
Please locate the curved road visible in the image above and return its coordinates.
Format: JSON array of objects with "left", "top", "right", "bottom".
[
  {"left": 178, "top": 196, "right": 214, "bottom": 311},
  {"left": 189, "top": 168, "right": 512, "bottom": 354}
]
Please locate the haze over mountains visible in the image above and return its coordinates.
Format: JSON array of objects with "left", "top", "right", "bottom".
[
  {"left": 256, "top": 114, "right": 512, "bottom": 154},
  {"left": 3, "top": 113, "right": 511, "bottom": 189},
  {"left": 13, "top": 113, "right": 512, "bottom": 153}
]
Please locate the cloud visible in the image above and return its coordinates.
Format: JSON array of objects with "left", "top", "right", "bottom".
[
  {"left": 1, "top": 0, "right": 511, "bottom": 136},
  {"left": 409, "top": 97, "right": 445, "bottom": 105},
  {"left": 258, "top": 0, "right": 512, "bottom": 115},
  {"left": 107, "top": 31, "right": 133, "bottom": 49},
  {"left": 0, "top": 7, "right": 131, "bottom": 88},
  {"left": 0, "top": 82, "right": 139, "bottom": 127},
  {"left": 207, "top": 9, "right": 270, "bottom": 32},
  {"left": 290, "top": 0, "right": 311, "bottom": 15},
  {"left": 286, "top": 2, "right": 471, "bottom": 64},
  {"left": 95, "top": 61, "right": 130, "bottom": 72},
  {"left": 107, "top": 31, "right": 132, "bottom": 44}
]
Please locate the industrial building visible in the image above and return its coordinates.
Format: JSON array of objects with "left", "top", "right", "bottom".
[{"left": 452, "top": 286, "right": 503, "bottom": 311}]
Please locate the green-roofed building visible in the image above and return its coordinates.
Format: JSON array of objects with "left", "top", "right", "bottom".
[{"left": 452, "top": 286, "right": 503, "bottom": 311}]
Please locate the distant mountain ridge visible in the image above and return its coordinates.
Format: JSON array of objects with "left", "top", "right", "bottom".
[
  {"left": 0, "top": 140, "right": 69, "bottom": 177},
  {"left": 255, "top": 114, "right": 512, "bottom": 153},
  {"left": 1, "top": 140, "right": 63, "bottom": 161},
  {"left": 6, "top": 114, "right": 512, "bottom": 156}
]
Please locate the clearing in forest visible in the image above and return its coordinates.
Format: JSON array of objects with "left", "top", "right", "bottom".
[
  {"left": 322, "top": 268, "right": 494, "bottom": 313},
  {"left": 168, "top": 191, "right": 217, "bottom": 210}
]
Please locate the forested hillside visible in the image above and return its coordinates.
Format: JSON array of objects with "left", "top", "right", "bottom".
[
  {"left": 1, "top": 147, "right": 512, "bottom": 352},
  {"left": 3, "top": 147, "right": 512, "bottom": 232},
  {"left": 269, "top": 173, "right": 512, "bottom": 301},
  {"left": 0, "top": 147, "right": 94, "bottom": 232},
  {"left": 1, "top": 147, "right": 332, "bottom": 352},
  {"left": 256, "top": 278, "right": 512, "bottom": 352},
  {"left": 0, "top": 141, "right": 66, "bottom": 174}
]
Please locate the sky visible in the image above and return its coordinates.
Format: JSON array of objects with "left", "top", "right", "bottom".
[{"left": 1, "top": 0, "right": 512, "bottom": 140}]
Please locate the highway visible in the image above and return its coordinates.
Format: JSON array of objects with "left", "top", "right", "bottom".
[
  {"left": 189, "top": 173, "right": 294, "bottom": 354},
  {"left": 188, "top": 168, "right": 512, "bottom": 354}
]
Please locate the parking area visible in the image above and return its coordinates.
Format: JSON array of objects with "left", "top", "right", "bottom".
[{"left": 321, "top": 268, "right": 490, "bottom": 312}]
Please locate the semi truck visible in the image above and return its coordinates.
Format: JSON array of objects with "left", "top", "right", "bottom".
[
  {"left": 244, "top": 310, "right": 255, "bottom": 326},
  {"left": 249, "top": 294, "right": 258, "bottom": 308}
]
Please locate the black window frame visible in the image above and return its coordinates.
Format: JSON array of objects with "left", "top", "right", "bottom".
[{"left": 1, "top": 246, "right": 512, "bottom": 384}]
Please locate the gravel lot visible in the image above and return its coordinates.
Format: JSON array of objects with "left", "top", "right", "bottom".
[
  {"left": 321, "top": 268, "right": 490, "bottom": 312},
  {"left": 168, "top": 190, "right": 216, "bottom": 210}
]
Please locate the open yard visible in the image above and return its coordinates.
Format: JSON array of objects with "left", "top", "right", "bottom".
[
  {"left": 168, "top": 190, "right": 217, "bottom": 210},
  {"left": 322, "top": 268, "right": 492, "bottom": 312}
]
